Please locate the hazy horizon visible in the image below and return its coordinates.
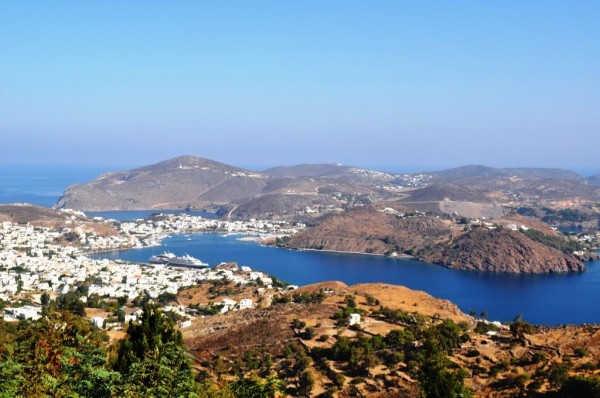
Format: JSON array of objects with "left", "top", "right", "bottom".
[
  {"left": 1, "top": 157, "right": 598, "bottom": 178},
  {"left": 1, "top": 2, "right": 599, "bottom": 172}
]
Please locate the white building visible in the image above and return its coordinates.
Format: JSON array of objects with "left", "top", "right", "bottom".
[
  {"left": 348, "top": 313, "right": 361, "bottom": 326},
  {"left": 91, "top": 317, "right": 105, "bottom": 328},
  {"left": 4, "top": 306, "right": 42, "bottom": 321},
  {"left": 238, "top": 298, "right": 254, "bottom": 310}
]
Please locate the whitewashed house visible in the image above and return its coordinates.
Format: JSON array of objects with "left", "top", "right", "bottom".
[{"left": 348, "top": 313, "right": 361, "bottom": 326}]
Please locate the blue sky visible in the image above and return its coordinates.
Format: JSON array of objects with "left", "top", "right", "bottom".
[{"left": 1, "top": 1, "right": 599, "bottom": 174}]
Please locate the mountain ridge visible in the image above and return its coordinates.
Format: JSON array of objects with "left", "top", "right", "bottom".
[
  {"left": 55, "top": 156, "right": 600, "bottom": 220},
  {"left": 429, "top": 164, "right": 583, "bottom": 181}
]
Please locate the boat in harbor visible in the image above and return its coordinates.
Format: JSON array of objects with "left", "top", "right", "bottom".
[{"left": 149, "top": 251, "right": 208, "bottom": 269}]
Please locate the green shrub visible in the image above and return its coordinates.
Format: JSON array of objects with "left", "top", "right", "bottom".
[{"left": 574, "top": 347, "right": 589, "bottom": 358}]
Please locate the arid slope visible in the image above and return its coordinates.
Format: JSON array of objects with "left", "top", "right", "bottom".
[
  {"left": 282, "top": 206, "right": 451, "bottom": 254},
  {"left": 423, "top": 227, "right": 585, "bottom": 273}
]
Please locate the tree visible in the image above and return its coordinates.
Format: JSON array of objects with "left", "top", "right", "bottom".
[
  {"left": 557, "top": 376, "right": 600, "bottom": 398},
  {"left": 292, "top": 319, "right": 306, "bottom": 329},
  {"left": 0, "top": 344, "right": 23, "bottom": 398},
  {"left": 302, "top": 327, "right": 315, "bottom": 340},
  {"left": 114, "top": 303, "right": 197, "bottom": 397},
  {"left": 548, "top": 362, "right": 571, "bottom": 389},
  {"left": 385, "top": 328, "right": 415, "bottom": 349},
  {"left": 297, "top": 370, "right": 315, "bottom": 397},
  {"left": 412, "top": 322, "right": 472, "bottom": 398},
  {"left": 156, "top": 291, "right": 178, "bottom": 305},
  {"left": 230, "top": 375, "right": 281, "bottom": 398},
  {"left": 365, "top": 294, "right": 379, "bottom": 306},
  {"left": 574, "top": 347, "right": 588, "bottom": 358},
  {"left": 40, "top": 292, "right": 51, "bottom": 315},
  {"left": 293, "top": 350, "right": 311, "bottom": 373},
  {"left": 40, "top": 292, "right": 50, "bottom": 307},
  {"left": 116, "top": 307, "right": 126, "bottom": 323},
  {"left": 332, "top": 371, "right": 346, "bottom": 389},
  {"left": 349, "top": 345, "right": 378, "bottom": 375},
  {"left": 0, "top": 311, "right": 120, "bottom": 397},
  {"left": 331, "top": 336, "right": 353, "bottom": 361},
  {"left": 345, "top": 295, "right": 357, "bottom": 308},
  {"left": 510, "top": 319, "right": 533, "bottom": 346},
  {"left": 416, "top": 337, "right": 472, "bottom": 398},
  {"left": 429, "top": 319, "right": 463, "bottom": 354},
  {"left": 56, "top": 291, "right": 86, "bottom": 317}
]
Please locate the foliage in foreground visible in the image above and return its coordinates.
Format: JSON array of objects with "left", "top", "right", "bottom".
[
  {"left": 0, "top": 311, "right": 118, "bottom": 397},
  {"left": 0, "top": 304, "right": 283, "bottom": 398},
  {"left": 3, "top": 298, "right": 598, "bottom": 398}
]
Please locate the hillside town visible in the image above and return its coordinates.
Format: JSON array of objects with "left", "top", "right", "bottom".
[{"left": 0, "top": 213, "right": 300, "bottom": 328}]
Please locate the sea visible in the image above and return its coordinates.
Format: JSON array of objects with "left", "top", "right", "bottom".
[
  {"left": 0, "top": 165, "right": 108, "bottom": 207},
  {"left": 90, "top": 233, "right": 600, "bottom": 326},
  {"left": 2, "top": 165, "right": 599, "bottom": 326}
]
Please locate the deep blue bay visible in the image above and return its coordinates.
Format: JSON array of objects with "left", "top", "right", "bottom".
[
  {"left": 91, "top": 232, "right": 600, "bottom": 326},
  {"left": 4, "top": 166, "right": 599, "bottom": 326}
]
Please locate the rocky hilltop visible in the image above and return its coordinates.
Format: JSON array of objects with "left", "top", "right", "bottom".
[
  {"left": 56, "top": 156, "right": 380, "bottom": 214},
  {"left": 280, "top": 205, "right": 586, "bottom": 274},
  {"left": 0, "top": 204, "right": 81, "bottom": 225},
  {"left": 263, "top": 163, "right": 352, "bottom": 178},
  {"left": 588, "top": 173, "right": 600, "bottom": 188},
  {"left": 56, "top": 156, "right": 269, "bottom": 211},
  {"left": 422, "top": 165, "right": 600, "bottom": 206},
  {"left": 399, "top": 183, "right": 494, "bottom": 203},
  {"left": 0, "top": 204, "right": 118, "bottom": 235},
  {"left": 423, "top": 227, "right": 585, "bottom": 274},
  {"left": 430, "top": 165, "right": 583, "bottom": 181},
  {"left": 281, "top": 206, "right": 451, "bottom": 254},
  {"left": 263, "top": 163, "right": 404, "bottom": 186}
]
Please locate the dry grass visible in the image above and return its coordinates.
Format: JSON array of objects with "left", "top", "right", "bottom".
[
  {"left": 349, "top": 283, "right": 470, "bottom": 323},
  {"left": 180, "top": 281, "right": 600, "bottom": 397}
]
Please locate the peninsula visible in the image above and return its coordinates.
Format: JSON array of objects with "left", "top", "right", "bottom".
[{"left": 277, "top": 205, "right": 591, "bottom": 274}]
